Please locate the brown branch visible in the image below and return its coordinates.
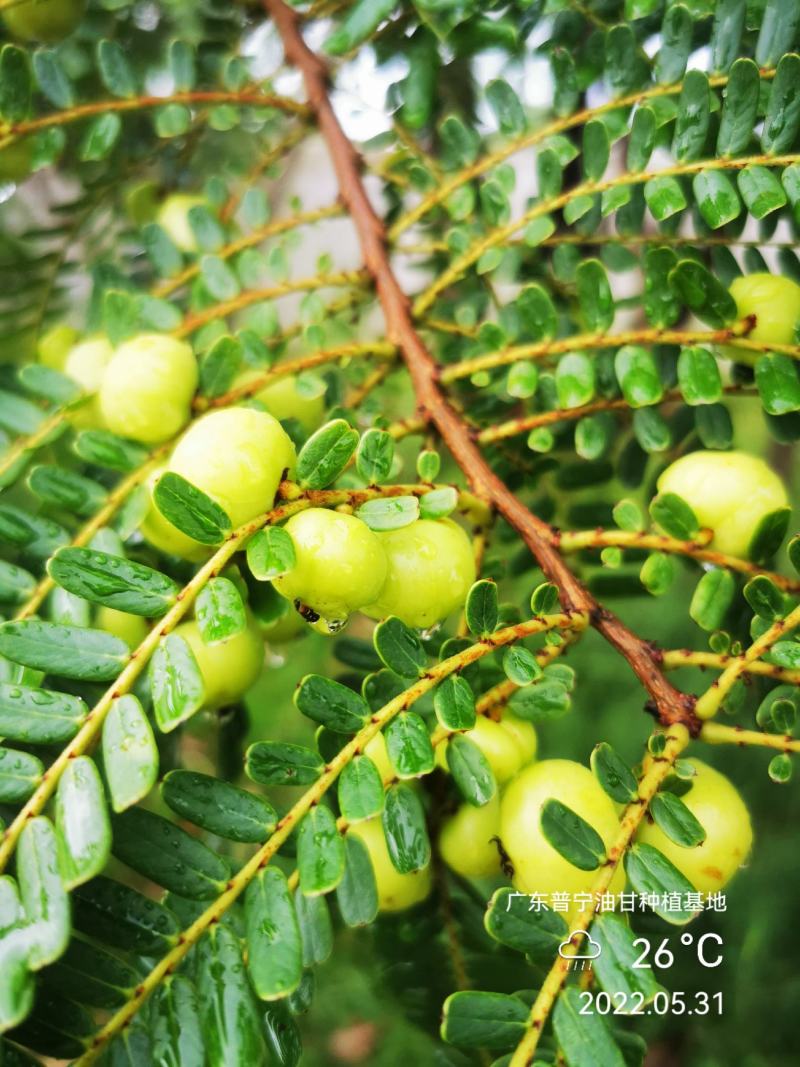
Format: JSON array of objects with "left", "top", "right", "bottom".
[{"left": 265, "top": 0, "right": 698, "bottom": 733}]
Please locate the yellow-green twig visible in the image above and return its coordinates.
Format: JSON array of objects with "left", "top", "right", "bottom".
[
  {"left": 662, "top": 648, "right": 800, "bottom": 684},
  {"left": 699, "top": 721, "right": 800, "bottom": 754}
]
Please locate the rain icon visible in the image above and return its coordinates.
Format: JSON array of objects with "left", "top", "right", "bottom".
[{"left": 558, "top": 930, "right": 602, "bottom": 971}]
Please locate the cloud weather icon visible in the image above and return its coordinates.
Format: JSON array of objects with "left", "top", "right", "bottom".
[{"left": 558, "top": 930, "right": 602, "bottom": 960}]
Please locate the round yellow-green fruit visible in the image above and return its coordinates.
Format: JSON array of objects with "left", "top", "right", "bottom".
[
  {"left": 234, "top": 370, "right": 325, "bottom": 433},
  {"left": 499, "top": 759, "right": 625, "bottom": 898},
  {"left": 439, "top": 794, "right": 502, "bottom": 879},
  {"left": 261, "top": 604, "right": 306, "bottom": 644},
  {"left": 0, "top": 141, "right": 34, "bottom": 183},
  {"left": 436, "top": 712, "right": 537, "bottom": 784},
  {"left": 140, "top": 467, "right": 208, "bottom": 563},
  {"left": 173, "top": 618, "right": 263, "bottom": 709},
  {"left": 349, "top": 817, "right": 432, "bottom": 912},
  {"left": 64, "top": 335, "right": 114, "bottom": 428},
  {"left": 95, "top": 606, "right": 148, "bottom": 650},
  {"left": 273, "top": 509, "right": 387, "bottom": 624},
  {"left": 723, "top": 273, "right": 800, "bottom": 364},
  {"left": 657, "top": 450, "right": 789, "bottom": 559},
  {"left": 2, "top": 0, "right": 85, "bottom": 43},
  {"left": 38, "top": 324, "right": 79, "bottom": 370},
  {"left": 99, "top": 333, "right": 197, "bottom": 444},
  {"left": 636, "top": 759, "right": 753, "bottom": 895},
  {"left": 362, "top": 519, "right": 476, "bottom": 629},
  {"left": 156, "top": 194, "right": 205, "bottom": 253}
]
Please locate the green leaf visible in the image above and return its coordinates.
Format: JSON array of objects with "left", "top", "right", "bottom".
[
  {"left": 374, "top": 616, "right": 426, "bottom": 677},
  {"left": 671, "top": 259, "right": 738, "bottom": 328},
  {"left": 749, "top": 507, "right": 791, "bottom": 563},
  {"left": 0, "top": 504, "right": 67, "bottom": 559},
  {"left": 356, "top": 428, "right": 394, "bottom": 484},
  {"left": 336, "top": 833, "right": 378, "bottom": 927},
  {"left": 0, "top": 746, "right": 42, "bottom": 803},
  {"left": 198, "top": 924, "right": 265, "bottom": 1062},
  {"left": 245, "top": 866, "right": 303, "bottom": 999},
  {"left": 0, "top": 45, "right": 31, "bottom": 123},
  {"left": 556, "top": 352, "right": 595, "bottom": 409},
  {"left": 295, "top": 886, "right": 333, "bottom": 967},
  {"left": 624, "top": 842, "right": 699, "bottom": 923},
  {"left": 693, "top": 170, "right": 741, "bottom": 229},
  {"left": 744, "top": 575, "right": 786, "bottom": 621},
  {"left": 246, "top": 741, "right": 324, "bottom": 787},
  {"left": 650, "top": 791, "right": 706, "bottom": 847},
  {"left": 441, "top": 990, "right": 528, "bottom": 1050},
  {"left": 382, "top": 783, "right": 430, "bottom": 873},
  {"left": 717, "top": 57, "right": 759, "bottom": 156},
  {"left": 97, "top": 39, "right": 136, "bottom": 98},
  {"left": 762, "top": 53, "right": 800, "bottom": 154},
  {"left": 246, "top": 526, "right": 296, "bottom": 581},
  {"left": 28, "top": 464, "right": 106, "bottom": 516},
  {"left": 582, "top": 120, "right": 609, "bottom": 181},
  {"left": 17, "top": 816, "right": 69, "bottom": 969},
  {"left": 591, "top": 912, "right": 663, "bottom": 1003},
  {"left": 644, "top": 175, "right": 686, "bottom": 221},
  {"left": 0, "top": 682, "right": 86, "bottom": 744},
  {"left": 153, "top": 472, "right": 232, "bottom": 545},
  {"left": 55, "top": 755, "right": 110, "bottom": 889},
  {"left": 484, "top": 885, "right": 568, "bottom": 956},
  {"left": 466, "top": 579, "right": 498, "bottom": 637},
  {"left": 296, "top": 420, "right": 359, "bottom": 489},
  {"left": 151, "top": 975, "right": 204, "bottom": 1067},
  {"left": 552, "top": 986, "right": 626, "bottom": 1067},
  {"left": 591, "top": 742, "right": 638, "bottom": 803},
  {"left": 112, "top": 807, "right": 229, "bottom": 900},
  {"left": 162, "top": 770, "right": 276, "bottom": 843},
  {"left": 80, "top": 112, "right": 122, "bottom": 161},
  {"left": 33, "top": 48, "right": 74, "bottom": 108},
  {"left": 355, "top": 494, "right": 419, "bottom": 531},
  {"left": 195, "top": 576, "right": 246, "bottom": 644},
  {"left": 324, "top": 0, "right": 396, "bottom": 55},
  {"left": 102, "top": 695, "right": 159, "bottom": 813},
  {"left": 434, "top": 674, "right": 476, "bottom": 730},
  {"left": 711, "top": 0, "right": 746, "bottom": 73},
  {"left": 419, "top": 486, "right": 458, "bottom": 519},
  {"left": 509, "top": 679, "right": 571, "bottom": 722},
  {"left": 48, "top": 547, "right": 178, "bottom": 617},
  {"left": 385, "top": 712, "right": 435, "bottom": 778},
  {"left": 72, "top": 876, "right": 178, "bottom": 955},
  {"left": 73, "top": 429, "right": 149, "bottom": 473},
  {"left": 673, "top": 70, "right": 710, "bottom": 161},
  {"left": 633, "top": 407, "right": 671, "bottom": 453},
  {"left": 639, "top": 551, "right": 676, "bottom": 596},
  {"left": 0, "top": 620, "right": 129, "bottom": 681},
  {"left": 151, "top": 633, "right": 206, "bottom": 733},
  {"left": 738, "top": 165, "right": 787, "bottom": 219},
  {"left": 18, "top": 363, "right": 81, "bottom": 406},
  {"left": 0, "top": 878, "right": 34, "bottom": 1028},
  {"left": 446, "top": 734, "right": 496, "bottom": 806},
  {"left": 756, "top": 354, "right": 800, "bottom": 416},
  {"left": 294, "top": 674, "right": 370, "bottom": 733},
  {"left": 298, "top": 804, "right": 345, "bottom": 895},
  {"left": 47, "top": 937, "right": 139, "bottom": 1012},
  {"left": 690, "top": 568, "right": 736, "bottom": 631},
  {"left": 756, "top": 0, "right": 800, "bottom": 67},
  {"left": 199, "top": 335, "right": 242, "bottom": 398},
  {"left": 540, "top": 798, "right": 606, "bottom": 871},
  {"left": 502, "top": 646, "right": 542, "bottom": 686},
  {"left": 649, "top": 492, "right": 700, "bottom": 539},
  {"left": 614, "top": 345, "right": 663, "bottom": 407},
  {"left": 677, "top": 346, "right": 722, "bottom": 405},
  {"left": 338, "top": 756, "right": 385, "bottom": 822},
  {"left": 200, "top": 255, "right": 240, "bottom": 301},
  {"left": 656, "top": 3, "right": 692, "bottom": 83},
  {"left": 486, "top": 78, "right": 525, "bottom": 135}
]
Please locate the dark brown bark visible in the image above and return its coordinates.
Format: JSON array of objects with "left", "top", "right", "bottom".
[{"left": 264, "top": 0, "right": 698, "bottom": 733}]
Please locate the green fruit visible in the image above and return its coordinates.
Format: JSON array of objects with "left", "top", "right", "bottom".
[
  {"left": 261, "top": 604, "right": 307, "bottom": 644},
  {"left": 723, "top": 273, "right": 800, "bottom": 364},
  {"left": 500, "top": 759, "right": 625, "bottom": 898},
  {"left": 436, "top": 711, "right": 537, "bottom": 784},
  {"left": 0, "top": 141, "right": 34, "bottom": 183},
  {"left": 364, "top": 732, "right": 393, "bottom": 782},
  {"left": 349, "top": 816, "right": 432, "bottom": 912},
  {"left": 657, "top": 450, "right": 789, "bottom": 559},
  {"left": 100, "top": 333, "right": 198, "bottom": 444},
  {"left": 156, "top": 194, "right": 206, "bottom": 253},
  {"left": 173, "top": 617, "right": 263, "bottom": 709},
  {"left": 273, "top": 508, "right": 387, "bottom": 626},
  {"left": 235, "top": 370, "right": 325, "bottom": 433},
  {"left": 95, "top": 606, "right": 148, "bottom": 650},
  {"left": 362, "top": 518, "right": 476, "bottom": 629},
  {"left": 439, "top": 793, "right": 502, "bottom": 879},
  {"left": 636, "top": 759, "right": 753, "bottom": 894},
  {"left": 64, "top": 335, "right": 114, "bottom": 429},
  {"left": 2, "top": 0, "right": 85, "bottom": 43},
  {"left": 38, "top": 324, "right": 79, "bottom": 370}
]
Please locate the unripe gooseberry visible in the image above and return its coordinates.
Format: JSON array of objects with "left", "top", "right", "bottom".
[
  {"left": 499, "top": 759, "right": 625, "bottom": 898},
  {"left": 38, "top": 324, "right": 79, "bottom": 370},
  {"left": 64, "top": 335, "right": 114, "bottom": 429},
  {"left": 657, "top": 450, "right": 789, "bottom": 559},
  {"left": 722, "top": 273, "right": 800, "bottom": 364},
  {"left": 172, "top": 617, "right": 263, "bottom": 709},
  {"left": 95, "top": 606, "right": 148, "bottom": 650},
  {"left": 273, "top": 508, "right": 388, "bottom": 627},
  {"left": 636, "top": 759, "right": 753, "bottom": 895},
  {"left": 362, "top": 518, "right": 476, "bottom": 629},
  {"left": 0, "top": 142, "right": 34, "bottom": 183},
  {"left": 349, "top": 816, "right": 432, "bottom": 912},
  {"left": 2, "top": 0, "right": 85, "bottom": 43},
  {"left": 100, "top": 333, "right": 198, "bottom": 444},
  {"left": 436, "top": 712, "right": 537, "bottom": 784},
  {"left": 439, "top": 794, "right": 502, "bottom": 879},
  {"left": 234, "top": 370, "right": 325, "bottom": 434},
  {"left": 156, "top": 194, "right": 206, "bottom": 253}
]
